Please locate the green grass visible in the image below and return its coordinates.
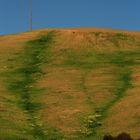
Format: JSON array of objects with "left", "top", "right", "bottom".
[{"left": 4, "top": 31, "right": 63, "bottom": 140}]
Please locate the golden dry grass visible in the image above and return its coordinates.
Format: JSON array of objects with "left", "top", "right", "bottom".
[{"left": 0, "top": 28, "right": 140, "bottom": 139}]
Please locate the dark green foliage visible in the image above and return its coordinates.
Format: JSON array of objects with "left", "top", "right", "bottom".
[{"left": 103, "top": 133, "right": 133, "bottom": 140}]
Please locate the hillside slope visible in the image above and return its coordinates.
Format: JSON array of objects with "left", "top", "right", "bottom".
[{"left": 0, "top": 28, "right": 140, "bottom": 140}]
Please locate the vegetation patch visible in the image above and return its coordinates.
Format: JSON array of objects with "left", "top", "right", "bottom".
[
  {"left": 80, "top": 114, "right": 102, "bottom": 136},
  {"left": 1, "top": 30, "right": 140, "bottom": 140},
  {"left": 107, "top": 33, "right": 134, "bottom": 47},
  {"left": 78, "top": 51, "right": 139, "bottom": 139},
  {"left": 5, "top": 31, "right": 63, "bottom": 140},
  {"left": 103, "top": 132, "right": 137, "bottom": 140}
]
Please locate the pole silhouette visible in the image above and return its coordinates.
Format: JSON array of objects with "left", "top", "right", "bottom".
[{"left": 29, "top": 0, "right": 32, "bottom": 31}]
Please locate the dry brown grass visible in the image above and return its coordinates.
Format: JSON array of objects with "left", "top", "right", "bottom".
[
  {"left": 84, "top": 66, "right": 118, "bottom": 109},
  {"left": 38, "top": 67, "right": 91, "bottom": 135},
  {"left": 0, "top": 28, "right": 140, "bottom": 139}
]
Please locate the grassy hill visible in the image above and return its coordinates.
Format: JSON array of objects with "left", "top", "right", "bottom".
[{"left": 0, "top": 28, "right": 140, "bottom": 140}]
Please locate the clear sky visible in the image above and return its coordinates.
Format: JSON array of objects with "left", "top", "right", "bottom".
[{"left": 0, "top": 0, "right": 140, "bottom": 35}]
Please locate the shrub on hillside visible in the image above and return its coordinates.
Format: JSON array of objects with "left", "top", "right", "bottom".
[{"left": 103, "top": 132, "right": 138, "bottom": 140}]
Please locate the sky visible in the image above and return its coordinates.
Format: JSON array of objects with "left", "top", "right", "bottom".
[{"left": 0, "top": 0, "right": 140, "bottom": 35}]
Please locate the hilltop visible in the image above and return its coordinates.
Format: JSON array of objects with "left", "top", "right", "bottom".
[{"left": 0, "top": 28, "right": 140, "bottom": 140}]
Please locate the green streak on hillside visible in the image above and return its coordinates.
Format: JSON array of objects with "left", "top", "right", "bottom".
[
  {"left": 5, "top": 31, "right": 63, "bottom": 140},
  {"left": 97, "top": 68, "right": 132, "bottom": 115},
  {"left": 63, "top": 49, "right": 139, "bottom": 139},
  {"left": 90, "top": 56, "right": 134, "bottom": 140},
  {"left": 78, "top": 68, "right": 133, "bottom": 140}
]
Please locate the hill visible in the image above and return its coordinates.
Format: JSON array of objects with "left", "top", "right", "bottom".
[{"left": 0, "top": 28, "right": 140, "bottom": 140}]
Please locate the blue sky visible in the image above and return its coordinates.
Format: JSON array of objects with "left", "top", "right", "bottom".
[{"left": 0, "top": 0, "right": 140, "bottom": 35}]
